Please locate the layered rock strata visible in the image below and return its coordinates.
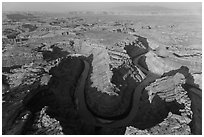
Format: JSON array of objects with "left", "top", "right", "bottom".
[
  {"left": 78, "top": 35, "right": 148, "bottom": 118},
  {"left": 145, "top": 72, "right": 192, "bottom": 118}
]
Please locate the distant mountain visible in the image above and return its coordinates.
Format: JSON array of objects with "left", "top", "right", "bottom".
[{"left": 111, "top": 5, "right": 189, "bottom": 14}]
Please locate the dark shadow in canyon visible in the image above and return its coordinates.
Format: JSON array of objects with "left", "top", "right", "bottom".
[
  {"left": 124, "top": 35, "right": 149, "bottom": 59},
  {"left": 5, "top": 47, "right": 201, "bottom": 135},
  {"left": 35, "top": 44, "right": 70, "bottom": 62},
  {"left": 128, "top": 66, "right": 201, "bottom": 134},
  {"left": 22, "top": 55, "right": 97, "bottom": 135}
]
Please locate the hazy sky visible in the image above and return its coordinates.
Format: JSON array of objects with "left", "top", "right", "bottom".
[{"left": 3, "top": 2, "right": 201, "bottom": 12}]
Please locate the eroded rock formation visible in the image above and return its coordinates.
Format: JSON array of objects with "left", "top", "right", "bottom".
[
  {"left": 2, "top": 13, "right": 202, "bottom": 135},
  {"left": 125, "top": 112, "right": 191, "bottom": 135}
]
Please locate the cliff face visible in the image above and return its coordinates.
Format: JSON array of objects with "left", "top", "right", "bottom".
[
  {"left": 125, "top": 65, "right": 201, "bottom": 135},
  {"left": 79, "top": 32, "right": 148, "bottom": 118},
  {"left": 2, "top": 13, "right": 201, "bottom": 135}
]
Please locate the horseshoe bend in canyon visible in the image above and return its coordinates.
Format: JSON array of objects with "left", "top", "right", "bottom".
[{"left": 2, "top": 2, "right": 202, "bottom": 135}]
